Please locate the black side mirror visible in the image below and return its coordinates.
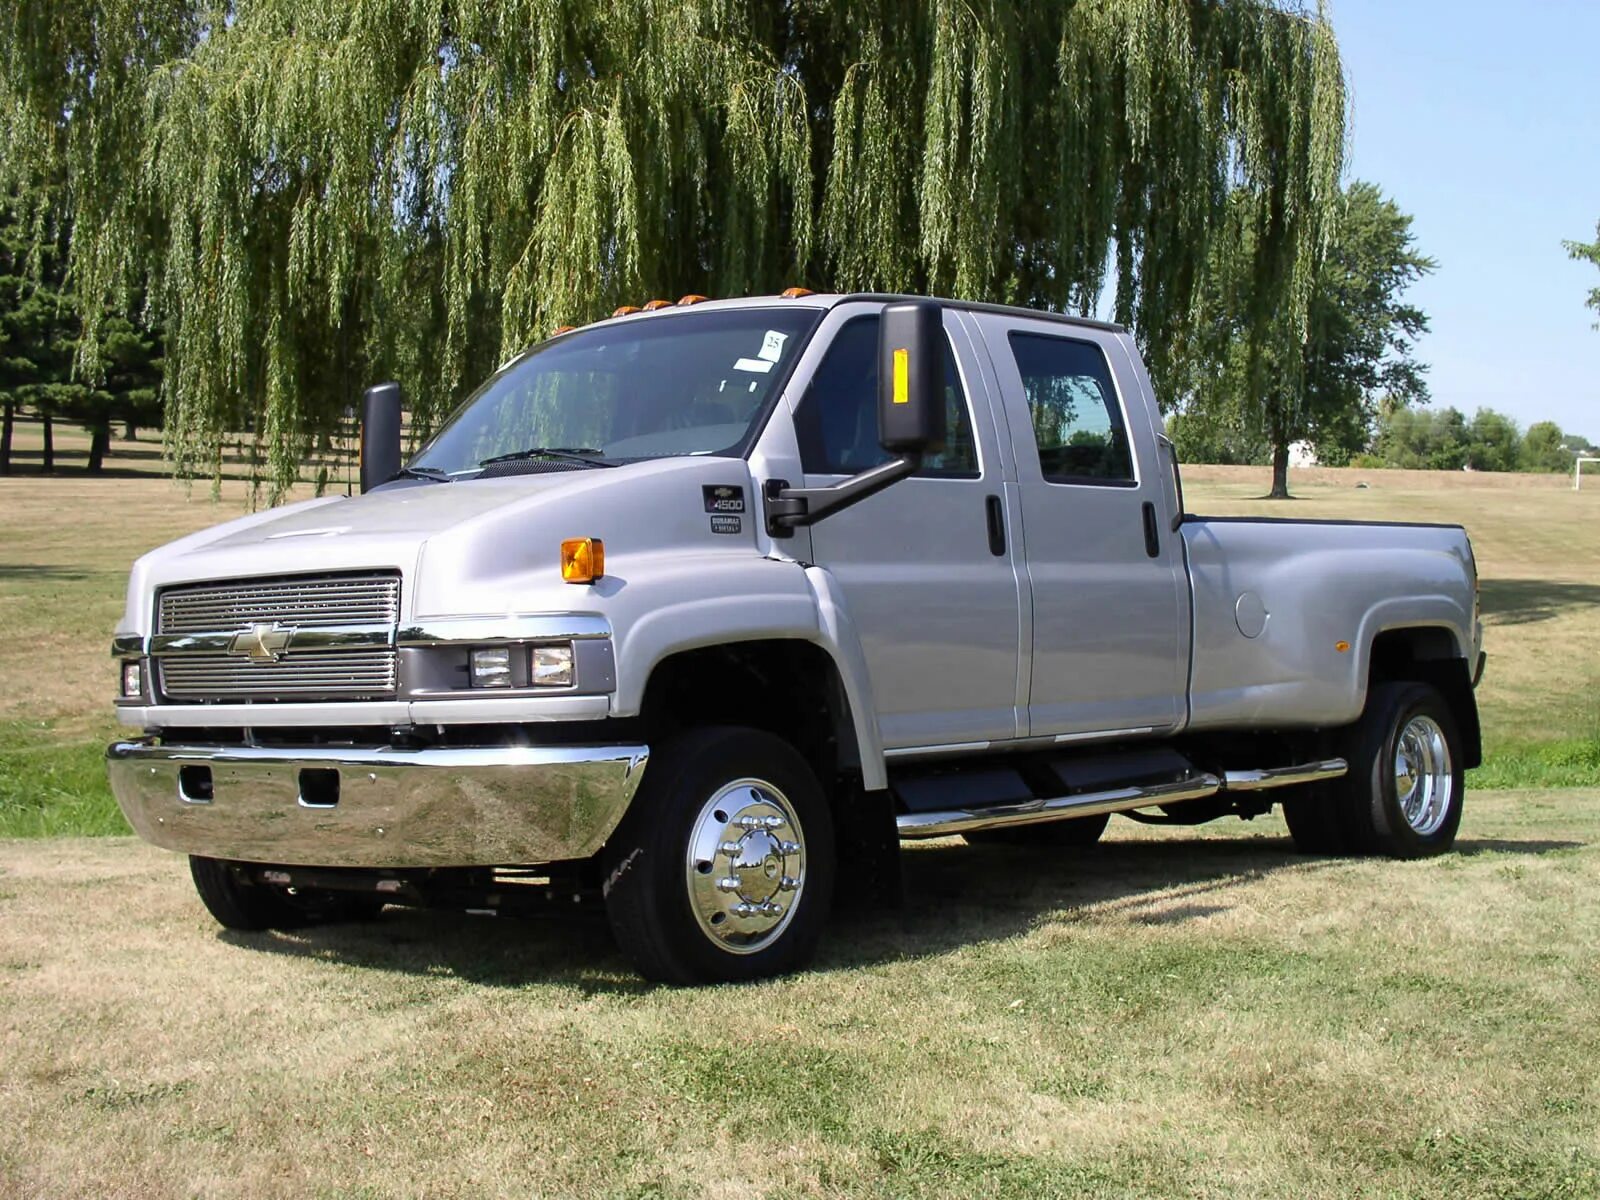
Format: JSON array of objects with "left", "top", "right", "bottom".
[
  {"left": 359, "top": 381, "right": 403, "bottom": 493},
  {"left": 877, "top": 301, "right": 945, "bottom": 457},
  {"left": 764, "top": 301, "right": 946, "bottom": 537}
]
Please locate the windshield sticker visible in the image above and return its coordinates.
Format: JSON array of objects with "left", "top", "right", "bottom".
[
  {"left": 710, "top": 515, "right": 743, "bottom": 535},
  {"left": 733, "top": 357, "right": 773, "bottom": 373},
  {"left": 703, "top": 485, "right": 746, "bottom": 514},
  {"left": 758, "top": 330, "right": 788, "bottom": 362}
]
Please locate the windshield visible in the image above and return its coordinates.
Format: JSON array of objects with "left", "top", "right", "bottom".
[{"left": 409, "top": 306, "right": 822, "bottom": 475}]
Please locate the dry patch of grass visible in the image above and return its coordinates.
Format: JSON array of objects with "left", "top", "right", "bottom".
[{"left": 2, "top": 792, "right": 1596, "bottom": 1198}]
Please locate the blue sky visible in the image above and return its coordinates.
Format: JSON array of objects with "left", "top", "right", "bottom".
[{"left": 1334, "top": 0, "right": 1599, "bottom": 437}]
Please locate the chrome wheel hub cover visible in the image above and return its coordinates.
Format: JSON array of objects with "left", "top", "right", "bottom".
[
  {"left": 1394, "top": 714, "right": 1453, "bottom": 836},
  {"left": 685, "top": 779, "right": 805, "bottom": 955}
]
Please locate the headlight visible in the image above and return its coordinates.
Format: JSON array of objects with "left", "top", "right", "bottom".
[
  {"left": 469, "top": 647, "right": 513, "bottom": 688},
  {"left": 531, "top": 644, "right": 575, "bottom": 687},
  {"left": 120, "top": 660, "right": 144, "bottom": 698}
]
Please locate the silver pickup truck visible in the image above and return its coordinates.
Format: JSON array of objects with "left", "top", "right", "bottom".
[{"left": 107, "top": 293, "right": 1485, "bottom": 982}]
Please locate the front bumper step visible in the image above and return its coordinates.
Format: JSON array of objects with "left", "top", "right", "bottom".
[{"left": 107, "top": 740, "right": 649, "bottom": 868}]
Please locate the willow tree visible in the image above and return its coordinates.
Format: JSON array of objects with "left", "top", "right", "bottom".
[{"left": 1, "top": 0, "right": 1345, "bottom": 495}]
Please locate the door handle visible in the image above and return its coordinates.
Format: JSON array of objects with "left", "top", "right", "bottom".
[
  {"left": 985, "top": 495, "right": 1006, "bottom": 557},
  {"left": 1141, "top": 501, "right": 1160, "bottom": 558}
]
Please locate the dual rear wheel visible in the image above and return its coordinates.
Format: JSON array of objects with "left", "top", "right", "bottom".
[{"left": 1283, "top": 680, "right": 1465, "bottom": 858}]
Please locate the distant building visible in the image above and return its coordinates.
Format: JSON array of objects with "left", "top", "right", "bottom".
[{"left": 1288, "top": 440, "right": 1318, "bottom": 468}]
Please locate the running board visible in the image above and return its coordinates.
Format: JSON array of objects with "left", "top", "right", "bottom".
[
  {"left": 895, "top": 757, "right": 1347, "bottom": 840},
  {"left": 1220, "top": 759, "right": 1348, "bottom": 791}
]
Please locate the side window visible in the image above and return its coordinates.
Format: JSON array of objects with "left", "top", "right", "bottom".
[
  {"left": 1007, "top": 332, "right": 1135, "bottom": 485},
  {"left": 795, "top": 316, "right": 978, "bottom": 477}
]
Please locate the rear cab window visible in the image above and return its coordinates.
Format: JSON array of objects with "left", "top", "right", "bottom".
[{"left": 1006, "top": 332, "right": 1136, "bottom": 486}]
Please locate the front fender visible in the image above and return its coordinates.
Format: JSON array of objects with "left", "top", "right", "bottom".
[{"left": 606, "top": 557, "right": 888, "bottom": 792}]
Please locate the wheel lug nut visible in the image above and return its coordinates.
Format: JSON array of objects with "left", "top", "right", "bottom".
[
  {"left": 718, "top": 841, "right": 742, "bottom": 856},
  {"left": 779, "top": 875, "right": 799, "bottom": 892},
  {"left": 715, "top": 876, "right": 742, "bottom": 893},
  {"left": 778, "top": 841, "right": 800, "bottom": 856}
]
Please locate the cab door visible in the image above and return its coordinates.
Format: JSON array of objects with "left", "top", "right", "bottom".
[
  {"left": 968, "top": 312, "right": 1189, "bottom": 738},
  {"left": 793, "top": 305, "right": 1023, "bottom": 750}
]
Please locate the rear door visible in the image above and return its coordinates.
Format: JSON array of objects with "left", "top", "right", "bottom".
[
  {"left": 968, "top": 313, "right": 1190, "bottom": 739},
  {"left": 794, "top": 304, "right": 1023, "bottom": 749}
]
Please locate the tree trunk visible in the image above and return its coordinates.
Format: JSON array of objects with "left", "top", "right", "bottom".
[
  {"left": 123, "top": 418, "right": 137, "bottom": 440},
  {"left": 88, "top": 419, "right": 111, "bottom": 474},
  {"left": 1269, "top": 440, "right": 1290, "bottom": 499},
  {"left": 0, "top": 401, "right": 12, "bottom": 475},
  {"left": 42, "top": 412, "right": 54, "bottom": 473}
]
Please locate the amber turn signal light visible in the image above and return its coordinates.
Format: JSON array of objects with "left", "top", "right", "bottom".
[{"left": 561, "top": 538, "right": 605, "bottom": 583}]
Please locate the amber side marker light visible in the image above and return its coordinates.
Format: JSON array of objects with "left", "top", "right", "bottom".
[{"left": 561, "top": 538, "right": 605, "bottom": 584}]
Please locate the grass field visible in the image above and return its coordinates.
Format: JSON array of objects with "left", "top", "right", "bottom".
[{"left": 2, "top": 454, "right": 1598, "bottom": 1196}]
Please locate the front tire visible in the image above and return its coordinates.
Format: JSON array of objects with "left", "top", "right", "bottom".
[{"left": 602, "top": 727, "right": 835, "bottom": 984}]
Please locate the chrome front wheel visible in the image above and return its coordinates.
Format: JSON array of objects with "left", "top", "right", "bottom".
[
  {"left": 685, "top": 779, "right": 807, "bottom": 955},
  {"left": 603, "top": 727, "right": 835, "bottom": 984}
]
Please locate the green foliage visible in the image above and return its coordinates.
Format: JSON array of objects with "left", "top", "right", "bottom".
[
  {"left": 0, "top": 202, "right": 164, "bottom": 469},
  {"left": 1367, "top": 407, "right": 1580, "bottom": 475},
  {"left": 1176, "top": 180, "right": 1434, "bottom": 494},
  {"left": 0, "top": 204, "right": 81, "bottom": 419},
  {"left": 1467, "top": 407, "right": 1522, "bottom": 473},
  {"left": 1565, "top": 222, "right": 1600, "bottom": 324},
  {"left": 0, "top": 0, "right": 1347, "bottom": 497},
  {"left": 1371, "top": 406, "right": 1470, "bottom": 471},
  {"left": 1521, "top": 421, "right": 1571, "bottom": 473}
]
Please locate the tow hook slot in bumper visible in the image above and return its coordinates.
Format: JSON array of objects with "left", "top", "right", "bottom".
[
  {"left": 895, "top": 758, "right": 1347, "bottom": 839},
  {"left": 106, "top": 739, "right": 649, "bottom": 868}
]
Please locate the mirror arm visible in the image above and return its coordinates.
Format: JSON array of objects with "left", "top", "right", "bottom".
[{"left": 764, "top": 455, "right": 921, "bottom": 537}]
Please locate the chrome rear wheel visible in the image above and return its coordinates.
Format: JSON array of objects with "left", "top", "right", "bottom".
[{"left": 1394, "top": 714, "right": 1453, "bottom": 837}]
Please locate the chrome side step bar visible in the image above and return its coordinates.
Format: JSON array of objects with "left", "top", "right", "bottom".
[
  {"left": 1220, "top": 759, "right": 1349, "bottom": 791},
  {"left": 895, "top": 757, "right": 1346, "bottom": 840}
]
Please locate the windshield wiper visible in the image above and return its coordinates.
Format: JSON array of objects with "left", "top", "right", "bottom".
[
  {"left": 389, "top": 465, "right": 453, "bottom": 483},
  {"left": 478, "top": 447, "right": 619, "bottom": 468}
]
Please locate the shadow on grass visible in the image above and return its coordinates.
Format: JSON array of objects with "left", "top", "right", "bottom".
[
  {"left": 213, "top": 830, "right": 1584, "bottom": 991},
  {"left": 1478, "top": 578, "right": 1600, "bottom": 625},
  {"left": 0, "top": 565, "right": 93, "bottom": 581}
]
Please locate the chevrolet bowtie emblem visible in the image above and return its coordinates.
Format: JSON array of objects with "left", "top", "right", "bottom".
[{"left": 229, "top": 623, "right": 295, "bottom": 663}]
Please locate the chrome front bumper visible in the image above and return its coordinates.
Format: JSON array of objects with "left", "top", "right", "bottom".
[{"left": 106, "top": 740, "right": 649, "bottom": 868}]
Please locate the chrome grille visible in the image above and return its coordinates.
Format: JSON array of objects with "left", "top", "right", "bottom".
[
  {"left": 156, "top": 574, "right": 400, "bottom": 702},
  {"left": 159, "top": 575, "right": 400, "bottom": 633},
  {"left": 160, "top": 651, "right": 398, "bottom": 700}
]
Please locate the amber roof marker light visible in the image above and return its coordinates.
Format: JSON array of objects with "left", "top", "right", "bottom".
[{"left": 561, "top": 538, "right": 605, "bottom": 584}]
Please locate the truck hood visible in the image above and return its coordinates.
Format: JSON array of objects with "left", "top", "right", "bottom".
[{"left": 120, "top": 456, "right": 764, "bottom": 631}]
